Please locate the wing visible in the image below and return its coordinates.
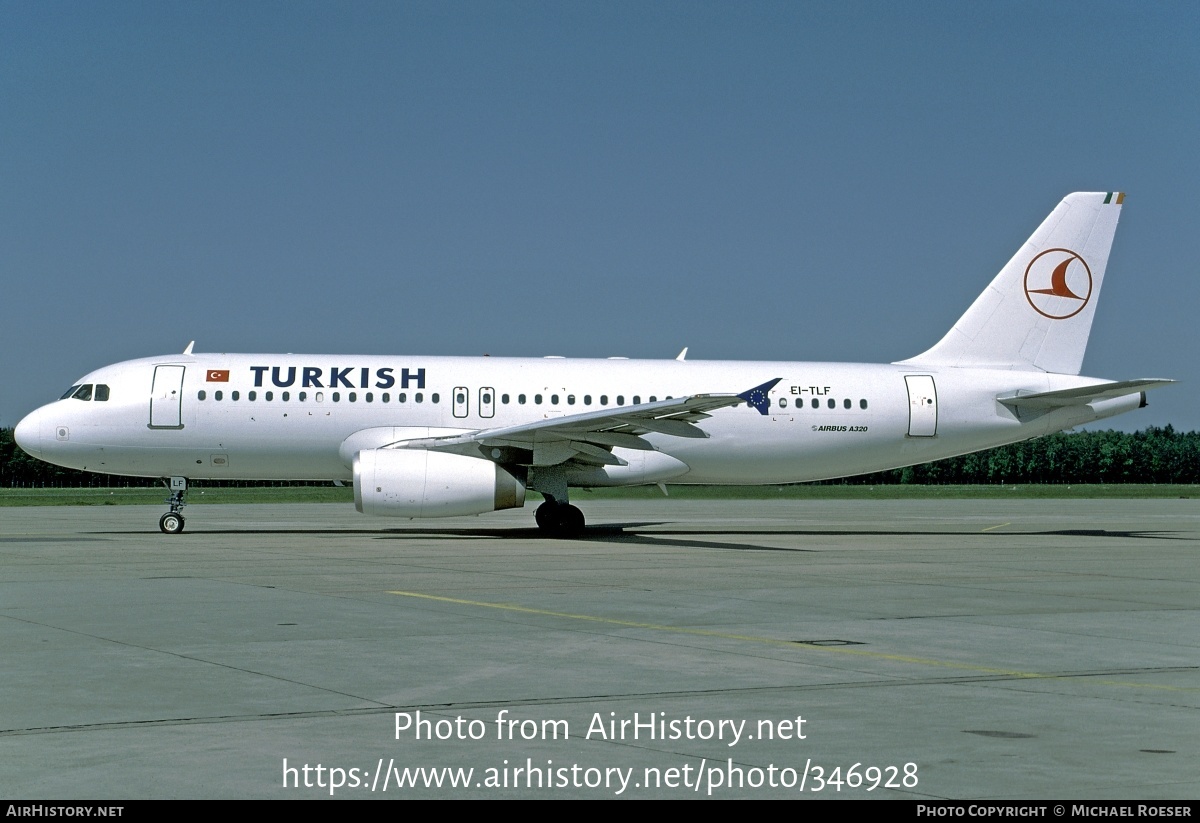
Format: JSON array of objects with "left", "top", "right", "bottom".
[{"left": 389, "top": 378, "right": 781, "bottom": 468}]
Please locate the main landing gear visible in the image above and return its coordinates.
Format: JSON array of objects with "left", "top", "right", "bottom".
[
  {"left": 528, "top": 468, "right": 586, "bottom": 538},
  {"left": 534, "top": 500, "right": 586, "bottom": 538},
  {"left": 159, "top": 476, "right": 188, "bottom": 534}
]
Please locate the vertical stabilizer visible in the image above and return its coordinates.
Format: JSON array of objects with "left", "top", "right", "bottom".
[{"left": 898, "top": 192, "right": 1124, "bottom": 375}]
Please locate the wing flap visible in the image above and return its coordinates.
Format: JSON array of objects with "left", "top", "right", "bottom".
[
  {"left": 568, "top": 440, "right": 627, "bottom": 465},
  {"left": 572, "top": 431, "right": 655, "bottom": 450},
  {"left": 629, "top": 417, "right": 708, "bottom": 438}
]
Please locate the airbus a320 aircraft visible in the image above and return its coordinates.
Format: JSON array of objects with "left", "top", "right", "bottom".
[{"left": 15, "top": 193, "right": 1172, "bottom": 535}]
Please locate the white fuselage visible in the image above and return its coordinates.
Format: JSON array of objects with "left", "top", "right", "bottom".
[{"left": 14, "top": 353, "right": 1139, "bottom": 486}]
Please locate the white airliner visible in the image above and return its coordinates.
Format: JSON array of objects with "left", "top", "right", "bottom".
[{"left": 15, "top": 192, "right": 1172, "bottom": 535}]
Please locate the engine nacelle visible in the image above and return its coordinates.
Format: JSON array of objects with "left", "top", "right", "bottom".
[
  {"left": 338, "top": 427, "right": 475, "bottom": 469},
  {"left": 354, "top": 448, "right": 525, "bottom": 518}
]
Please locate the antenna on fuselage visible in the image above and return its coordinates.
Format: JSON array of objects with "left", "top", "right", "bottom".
[
  {"left": 183, "top": 341, "right": 195, "bottom": 355},
  {"left": 676, "top": 347, "right": 688, "bottom": 361}
]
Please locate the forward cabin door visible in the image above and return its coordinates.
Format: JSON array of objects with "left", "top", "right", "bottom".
[
  {"left": 904, "top": 375, "right": 938, "bottom": 437},
  {"left": 149, "top": 365, "right": 186, "bottom": 429}
]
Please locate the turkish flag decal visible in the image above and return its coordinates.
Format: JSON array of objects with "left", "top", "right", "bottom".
[{"left": 206, "top": 370, "right": 230, "bottom": 382}]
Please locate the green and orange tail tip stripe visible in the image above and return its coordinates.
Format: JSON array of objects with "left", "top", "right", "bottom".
[{"left": 1103, "top": 192, "right": 1126, "bottom": 205}]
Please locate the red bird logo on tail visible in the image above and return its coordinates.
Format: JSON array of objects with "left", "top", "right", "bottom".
[{"left": 1023, "top": 248, "right": 1092, "bottom": 319}]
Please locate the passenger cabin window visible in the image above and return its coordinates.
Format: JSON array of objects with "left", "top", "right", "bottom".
[
  {"left": 431, "top": 393, "right": 439, "bottom": 403},
  {"left": 811, "top": 398, "right": 819, "bottom": 409},
  {"left": 860, "top": 399, "right": 868, "bottom": 409},
  {"left": 198, "top": 390, "right": 206, "bottom": 401}
]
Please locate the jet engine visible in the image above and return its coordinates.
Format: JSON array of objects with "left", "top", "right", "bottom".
[{"left": 353, "top": 448, "right": 525, "bottom": 518}]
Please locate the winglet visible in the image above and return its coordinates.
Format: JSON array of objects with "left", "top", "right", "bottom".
[{"left": 738, "top": 378, "right": 781, "bottom": 415}]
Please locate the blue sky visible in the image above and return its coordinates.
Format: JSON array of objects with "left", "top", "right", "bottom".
[{"left": 3, "top": 1, "right": 1197, "bottom": 430}]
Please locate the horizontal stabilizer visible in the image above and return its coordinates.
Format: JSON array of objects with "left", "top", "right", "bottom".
[{"left": 998, "top": 379, "right": 1174, "bottom": 410}]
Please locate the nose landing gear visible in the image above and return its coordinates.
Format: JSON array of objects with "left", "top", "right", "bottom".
[{"left": 159, "top": 476, "right": 188, "bottom": 534}]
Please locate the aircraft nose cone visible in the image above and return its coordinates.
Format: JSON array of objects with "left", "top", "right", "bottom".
[{"left": 14, "top": 408, "right": 44, "bottom": 458}]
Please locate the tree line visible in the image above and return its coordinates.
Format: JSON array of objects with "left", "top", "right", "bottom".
[
  {"left": 2, "top": 426, "right": 1198, "bottom": 488},
  {"left": 837, "top": 425, "right": 1199, "bottom": 485}
]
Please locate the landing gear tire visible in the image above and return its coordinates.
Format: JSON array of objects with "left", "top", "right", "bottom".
[
  {"left": 535, "top": 502, "right": 586, "bottom": 538},
  {"left": 558, "top": 504, "right": 585, "bottom": 537},
  {"left": 534, "top": 501, "right": 557, "bottom": 530},
  {"left": 159, "top": 512, "right": 185, "bottom": 535}
]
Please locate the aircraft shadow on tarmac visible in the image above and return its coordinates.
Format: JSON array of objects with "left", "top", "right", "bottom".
[{"left": 95, "top": 523, "right": 1188, "bottom": 554}]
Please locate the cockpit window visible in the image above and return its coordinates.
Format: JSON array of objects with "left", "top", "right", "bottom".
[
  {"left": 71, "top": 384, "right": 94, "bottom": 401},
  {"left": 61, "top": 385, "right": 82, "bottom": 400},
  {"left": 94, "top": 384, "right": 110, "bottom": 401}
]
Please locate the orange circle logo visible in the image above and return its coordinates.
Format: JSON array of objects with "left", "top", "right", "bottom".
[{"left": 1023, "top": 248, "right": 1092, "bottom": 319}]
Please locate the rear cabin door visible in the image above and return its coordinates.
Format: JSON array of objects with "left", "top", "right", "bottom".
[{"left": 904, "top": 374, "right": 938, "bottom": 437}]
